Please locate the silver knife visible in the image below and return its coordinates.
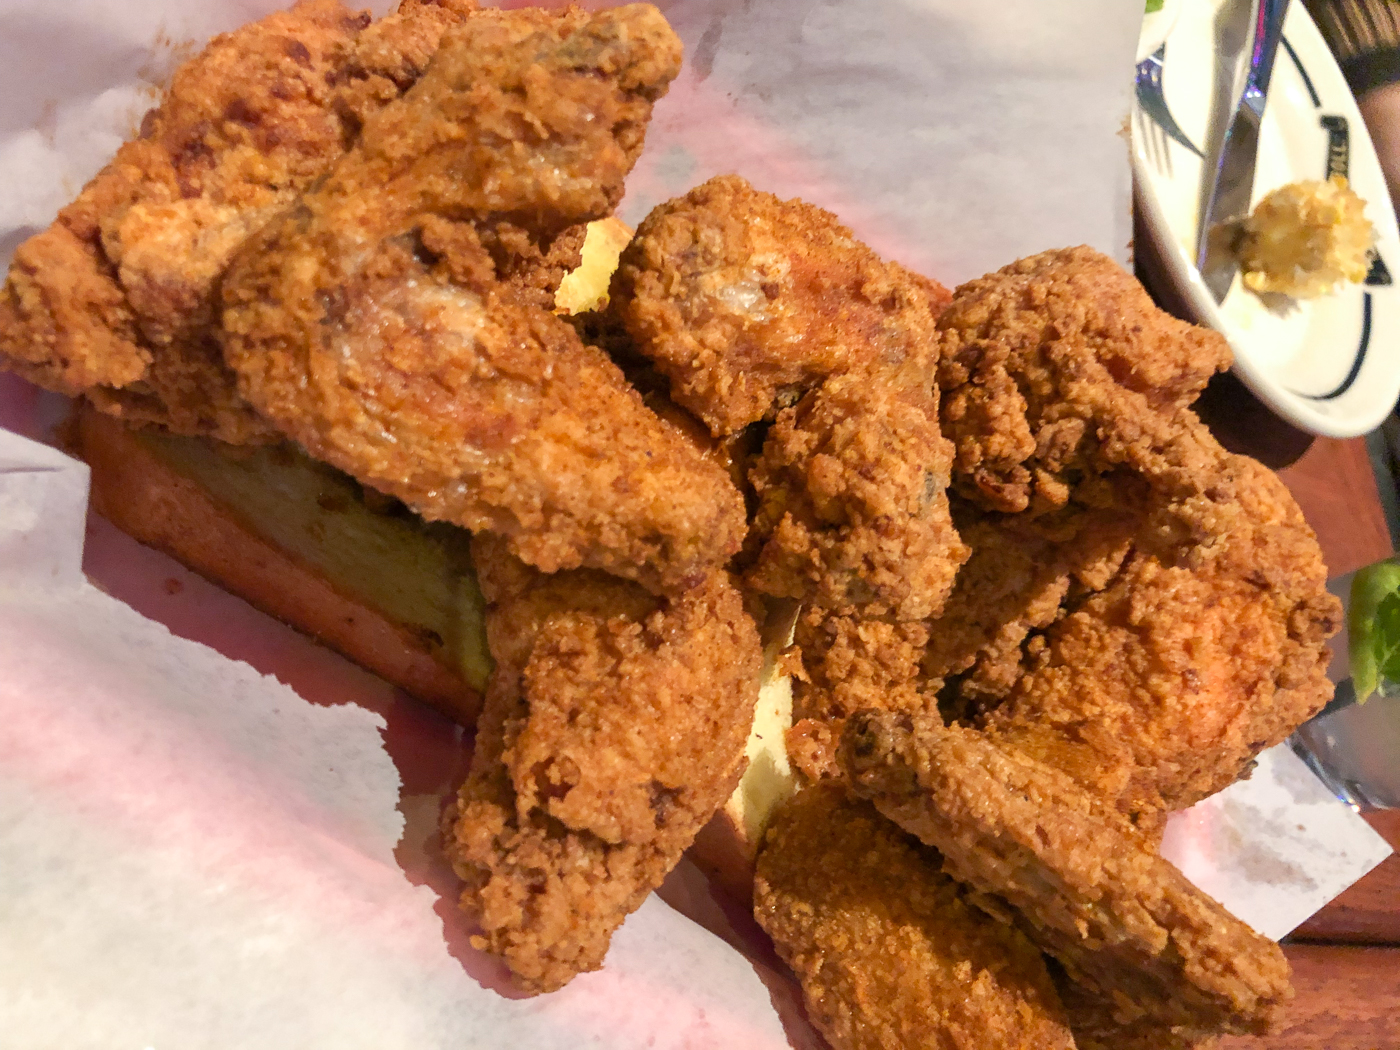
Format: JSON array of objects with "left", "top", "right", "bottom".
[{"left": 1196, "top": 0, "right": 1292, "bottom": 304}]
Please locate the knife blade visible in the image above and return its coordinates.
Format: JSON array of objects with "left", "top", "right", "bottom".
[{"left": 1196, "top": 0, "right": 1291, "bottom": 304}]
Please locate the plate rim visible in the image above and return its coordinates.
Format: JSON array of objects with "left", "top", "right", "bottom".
[{"left": 1133, "top": 1, "right": 1400, "bottom": 439}]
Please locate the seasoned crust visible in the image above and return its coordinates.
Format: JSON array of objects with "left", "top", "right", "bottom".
[
  {"left": 745, "top": 361, "right": 968, "bottom": 620},
  {"left": 610, "top": 174, "right": 952, "bottom": 437},
  {"left": 754, "top": 782, "right": 1076, "bottom": 1050},
  {"left": 0, "top": 0, "right": 478, "bottom": 444},
  {"left": 444, "top": 534, "right": 762, "bottom": 993},
  {"left": 840, "top": 711, "right": 1294, "bottom": 1041},
  {"left": 936, "top": 246, "right": 1235, "bottom": 541},
  {"left": 220, "top": 6, "right": 742, "bottom": 594}
]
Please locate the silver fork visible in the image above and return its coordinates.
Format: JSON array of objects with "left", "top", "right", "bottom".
[{"left": 1135, "top": 44, "right": 1203, "bottom": 160}]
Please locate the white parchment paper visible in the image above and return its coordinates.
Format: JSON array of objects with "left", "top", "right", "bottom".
[
  {"left": 0, "top": 429, "right": 796, "bottom": 1049},
  {"left": 0, "top": 1, "right": 1390, "bottom": 1046}
]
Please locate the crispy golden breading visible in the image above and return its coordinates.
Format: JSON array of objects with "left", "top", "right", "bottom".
[
  {"left": 791, "top": 606, "right": 935, "bottom": 724},
  {"left": 444, "top": 535, "right": 761, "bottom": 994},
  {"left": 982, "top": 455, "right": 1341, "bottom": 818},
  {"left": 612, "top": 174, "right": 965, "bottom": 613},
  {"left": 937, "top": 246, "right": 1236, "bottom": 547},
  {"left": 0, "top": 0, "right": 477, "bottom": 444},
  {"left": 926, "top": 502, "right": 1142, "bottom": 714},
  {"left": 223, "top": 6, "right": 748, "bottom": 592},
  {"left": 1053, "top": 969, "right": 1211, "bottom": 1050},
  {"left": 746, "top": 362, "right": 967, "bottom": 619},
  {"left": 610, "top": 174, "right": 953, "bottom": 437},
  {"left": 754, "top": 783, "right": 1076, "bottom": 1050},
  {"left": 840, "top": 712, "right": 1293, "bottom": 1041}
]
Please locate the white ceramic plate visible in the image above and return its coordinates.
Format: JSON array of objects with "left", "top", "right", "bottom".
[{"left": 1133, "top": 0, "right": 1400, "bottom": 438}]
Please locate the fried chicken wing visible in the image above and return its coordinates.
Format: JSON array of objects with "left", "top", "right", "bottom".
[
  {"left": 754, "top": 782, "right": 1076, "bottom": 1050},
  {"left": 444, "top": 534, "right": 761, "bottom": 993},
  {"left": 0, "top": 0, "right": 477, "bottom": 444},
  {"left": 222, "top": 6, "right": 747, "bottom": 591},
  {"left": 840, "top": 711, "right": 1293, "bottom": 1042},
  {"left": 982, "top": 454, "right": 1341, "bottom": 818},
  {"left": 937, "top": 246, "right": 1235, "bottom": 548}
]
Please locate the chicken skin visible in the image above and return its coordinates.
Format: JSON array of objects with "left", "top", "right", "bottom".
[
  {"left": 222, "top": 5, "right": 748, "bottom": 592},
  {"left": 754, "top": 782, "right": 1076, "bottom": 1050},
  {"left": 937, "top": 246, "right": 1237, "bottom": 553},
  {"left": 840, "top": 711, "right": 1293, "bottom": 1043},
  {"left": 782, "top": 248, "right": 1338, "bottom": 832},
  {"left": 982, "top": 454, "right": 1341, "bottom": 819},
  {"left": 444, "top": 535, "right": 761, "bottom": 993},
  {"left": 610, "top": 175, "right": 966, "bottom": 614},
  {"left": 0, "top": 0, "right": 479, "bottom": 444},
  {"left": 609, "top": 174, "right": 953, "bottom": 437}
]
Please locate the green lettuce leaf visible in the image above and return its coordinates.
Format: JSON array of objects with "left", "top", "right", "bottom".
[
  {"left": 1145, "top": 0, "right": 1164, "bottom": 12},
  {"left": 1349, "top": 559, "right": 1400, "bottom": 703}
]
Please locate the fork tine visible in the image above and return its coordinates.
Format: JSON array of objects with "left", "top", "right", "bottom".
[{"left": 1135, "top": 44, "right": 1204, "bottom": 159}]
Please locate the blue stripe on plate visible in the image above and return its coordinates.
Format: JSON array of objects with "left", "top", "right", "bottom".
[
  {"left": 1295, "top": 293, "right": 1372, "bottom": 401},
  {"left": 1283, "top": 36, "right": 1322, "bottom": 108}
]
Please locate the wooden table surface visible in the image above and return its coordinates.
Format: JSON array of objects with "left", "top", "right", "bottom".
[{"left": 1195, "top": 374, "right": 1400, "bottom": 1050}]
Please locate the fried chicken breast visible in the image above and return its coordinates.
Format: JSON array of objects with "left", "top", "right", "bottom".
[
  {"left": 610, "top": 174, "right": 966, "bottom": 615},
  {"left": 222, "top": 5, "right": 747, "bottom": 592},
  {"left": 444, "top": 535, "right": 762, "bottom": 994},
  {"left": 0, "top": 0, "right": 478, "bottom": 444},
  {"left": 754, "top": 782, "right": 1076, "bottom": 1050},
  {"left": 840, "top": 711, "right": 1293, "bottom": 1042}
]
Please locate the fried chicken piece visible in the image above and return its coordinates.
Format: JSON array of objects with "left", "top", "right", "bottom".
[
  {"left": 982, "top": 454, "right": 1341, "bottom": 819},
  {"left": 0, "top": 0, "right": 477, "bottom": 444},
  {"left": 745, "top": 359, "right": 969, "bottom": 619},
  {"left": 610, "top": 174, "right": 952, "bottom": 438},
  {"left": 791, "top": 606, "right": 935, "bottom": 723},
  {"left": 840, "top": 711, "right": 1293, "bottom": 1041},
  {"left": 1053, "top": 968, "right": 1211, "bottom": 1050},
  {"left": 937, "top": 246, "right": 1236, "bottom": 549},
  {"left": 223, "top": 6, "right": 747, "bottom": 592},
  {"left": 443, "top": 535, "right": 762, "bottom": 994},
  {"left": 754, "top": 782, "right": 1076, "bottom": 1050},
  {"left": 611, "top": 174, "right": 965, "bottom": 612}
]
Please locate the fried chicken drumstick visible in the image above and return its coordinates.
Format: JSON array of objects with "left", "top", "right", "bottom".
[
  {"left": 444, "top": 535, "right": 761, "bottom": 993},
  {"left": 0, "top": 0, "right": 479, "bottom": 444},
  {"left": 222, "top": 5, "right": 746, "bottom": 593},
  {"left": 840, "top": 711, "right": 1293, "bottom": 1044}
]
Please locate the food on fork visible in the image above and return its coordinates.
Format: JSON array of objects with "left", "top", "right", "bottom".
[
  {"left": 221, "top": 5, "right": 745, "bottom": 594},
  {"left": 840, "top": 710, "right": 1294, "bottom": 1043},
  {"left": 0, "top": 0, "right": 479, "bottom": 445},
  {"left": 1238, "top": 175, "right": 1375, "bottom": 298},
  {"left": 753, "top": 782, "right": 1077, "bottom": 1050},
  {"left": 443, "top": 535, "right": 762, "bottom": 993}
]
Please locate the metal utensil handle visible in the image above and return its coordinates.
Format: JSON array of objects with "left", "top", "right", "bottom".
[{"left": 1245, "top": 0, "right": 1290, "bottom": 107}]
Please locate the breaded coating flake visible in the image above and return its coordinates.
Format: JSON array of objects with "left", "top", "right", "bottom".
[
  {"left": 754, "top": 783, "right": 1076, "bottom": 1050},
  {"left": 840, "top": 711, "right": 1293, "bottom": 1041}
]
